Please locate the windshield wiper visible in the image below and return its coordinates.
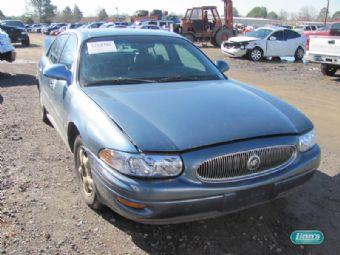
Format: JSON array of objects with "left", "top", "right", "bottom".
[
  {"left": 157, "top": 75, "right": 217, "bottom": 83},
  {"left": 85, "top": 77, "right": 157, "bottom": 86}
]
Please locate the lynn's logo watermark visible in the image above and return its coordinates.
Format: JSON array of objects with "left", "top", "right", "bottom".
[{"left": 290, "top": 230, "right": 324, "bottom": 245}]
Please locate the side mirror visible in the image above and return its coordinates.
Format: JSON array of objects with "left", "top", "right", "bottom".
[
  {"left": 43, "top": 64, "right": 72, "bottom": 85},
  {"left": 269, "top": 36, "right": 277, "bottom": 41},
  {"left": 215, "top": 60, "right": 229, "bottom": 73}
]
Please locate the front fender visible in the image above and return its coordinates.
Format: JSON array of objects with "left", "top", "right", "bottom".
[{"left": 66, "top": 85, "right": 138, "bottom": 155}]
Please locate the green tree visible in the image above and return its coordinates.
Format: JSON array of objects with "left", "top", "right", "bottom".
[
  {"left": 98, "top": 8, "right": 108, "bottom": 20},
  {"left": 61, "top": 6, "right": 73, "bottom": 22},
  {"left": 22, "top": 15, "right": 34, "bottom": 24},
  {"left": 233, "top": 7, "right": 240, "bottom": 17},
  {"left": 332, "top": 11, "right": 340, "bottom": 20},
  {"left": 0, "top": 10, "right": 5, "bottom": 19},
  {"left": 73, "top": 4, "right": 83, "bottom": 22},
  {"left": 27, "top": 0, "right": 56, "bottom": 23},
  {"left": 267, "top": 11, "right": 278, "bottom": 19},
  {"left": 247, "top": 7, "right": 268, "bottom": 18}
]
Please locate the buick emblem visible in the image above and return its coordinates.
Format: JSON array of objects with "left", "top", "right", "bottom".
[{"left": 247, "top": 154, "right": 261, "bottom": 171}]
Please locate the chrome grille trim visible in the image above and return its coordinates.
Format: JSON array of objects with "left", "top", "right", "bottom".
[{"left": 196, "top": 145, "right": 297, "bottom": 183}]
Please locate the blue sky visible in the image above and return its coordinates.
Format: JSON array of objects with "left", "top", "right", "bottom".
[{"left": 1, "top": 0, "right": 339, "bottom": 17}]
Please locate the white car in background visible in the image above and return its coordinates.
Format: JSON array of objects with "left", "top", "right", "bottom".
[{"left": 221, "top": 26, "right": 306, "bottom": 61}]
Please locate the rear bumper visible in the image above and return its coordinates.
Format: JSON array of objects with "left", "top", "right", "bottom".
[
  {"left": 10, "top": 34, "right": 29, "bottom": 43},
  {"left": 305, "top": 52, "right": 340, "bottom": 66},
  {"left": 88, "top": 144, "right": 320, "bottom": 224}
]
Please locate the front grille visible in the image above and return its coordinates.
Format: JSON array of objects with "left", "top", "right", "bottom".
[{"left": 197, "top": 145, "right": 297, "bottom": 183}]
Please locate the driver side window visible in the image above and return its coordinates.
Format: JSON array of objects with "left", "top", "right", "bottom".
[{"left": 270, "top": 31, "right": 285, "bottom": 41}]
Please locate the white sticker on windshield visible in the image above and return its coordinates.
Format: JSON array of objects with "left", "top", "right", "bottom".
[{"left": 87, "top": 41, "right": 117, "bottom": 54}]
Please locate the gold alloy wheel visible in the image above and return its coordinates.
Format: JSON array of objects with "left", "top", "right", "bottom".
[{"left": 78, "top": 147, "right": 94, "bottom": 197}]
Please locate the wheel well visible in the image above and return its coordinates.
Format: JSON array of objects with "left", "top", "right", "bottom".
[{"left": 67, "top": 122, "right": 80, "bottom": 153}]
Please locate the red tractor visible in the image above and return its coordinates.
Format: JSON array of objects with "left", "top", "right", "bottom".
[{"left": 179, "top": 0, "right": 234, "bottom": 47}]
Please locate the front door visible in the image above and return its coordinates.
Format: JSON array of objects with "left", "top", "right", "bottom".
[{"left": 266, "top": 30, "right": 286, "bottom": 57}]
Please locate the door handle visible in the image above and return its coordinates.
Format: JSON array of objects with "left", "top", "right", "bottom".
[{"left": 48, "top": 80, "right": 56, "bottom": 90}]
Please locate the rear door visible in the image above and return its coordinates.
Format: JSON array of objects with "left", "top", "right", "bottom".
[{"left": 285, "top": 29, "right": 303, "bottom": 56}]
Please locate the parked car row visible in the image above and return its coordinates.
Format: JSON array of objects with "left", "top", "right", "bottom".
[{"left": 25, "top": 19, "right": 175, "bottom": 36}]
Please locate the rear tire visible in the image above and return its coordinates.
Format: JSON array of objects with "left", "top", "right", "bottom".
[
  {"left": 74, "top": 136, "right": 102, "bottom": 210},
  {"left": 294, "top": 47, "right": 304, "bottom": 61},
  {"left": 39, "top": 89, "right": 51, "bottom": 126},
  {"left": 321, "top": 64, "right": 337, "bottom": 76},
  {"left": 249, "top": 47, "right": 263, "bottom": 62}
]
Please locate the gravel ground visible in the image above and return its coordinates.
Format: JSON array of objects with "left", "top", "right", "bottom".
[{"left": 1, "top": 34, "right": 340, "bottom": 255}]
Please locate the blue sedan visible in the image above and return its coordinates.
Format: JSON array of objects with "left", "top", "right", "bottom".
[{"left": 37, "top": 29, "right": 320, "bottom": 224}]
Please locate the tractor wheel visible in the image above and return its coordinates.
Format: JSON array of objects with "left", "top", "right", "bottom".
[{"left": 214, "top": 28, "right": 233, "bottom": 47}]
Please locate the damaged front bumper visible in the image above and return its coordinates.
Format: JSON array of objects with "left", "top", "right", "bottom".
[{"left": 221, "top": 41, "right": 248, "bottom": 57}]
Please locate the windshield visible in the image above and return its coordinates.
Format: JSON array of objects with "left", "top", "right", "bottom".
[
  {"left": 1, "top": 20, "right": 25, "bottom": 28},
  {"left": 246, "top": 29, "right": 273, "bottom": 39},
  {"left": 79, "top": 35, "right": 224, "bottom": 86}
]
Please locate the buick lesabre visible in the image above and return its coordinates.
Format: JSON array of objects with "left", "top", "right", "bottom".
[{"left": 37, "top": 29, "right": 320, "bottom": 224}]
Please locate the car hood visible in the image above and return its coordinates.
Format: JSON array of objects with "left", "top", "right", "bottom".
[
  {"left": 83, "top": 80, "right": 312, "bottom": 152},
  {"left": 228, "top": 36, "right": 259, "bottom": 43}
]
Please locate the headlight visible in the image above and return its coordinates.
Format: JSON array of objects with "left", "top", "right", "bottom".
[
  {"left": 99, "top": 149, "right": 183, "bottom": 178},
  {"left": 21, "top": 31, "right": 28, "bottom": 35},
  {"left": 299, "top": 129, "right": 316, "bottom": 152}
]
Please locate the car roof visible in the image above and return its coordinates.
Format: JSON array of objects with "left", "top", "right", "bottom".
[{"left": 66, "top": 28, "right": 182, "bottom": 42}]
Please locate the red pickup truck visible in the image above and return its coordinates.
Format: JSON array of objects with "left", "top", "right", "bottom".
[{"left": 303, "top": 21, "right": 340, "bottom": 38}]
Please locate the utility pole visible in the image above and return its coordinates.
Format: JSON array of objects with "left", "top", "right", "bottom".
[{"left": 324, "top": 0, "right": 330, "bottom": 25}]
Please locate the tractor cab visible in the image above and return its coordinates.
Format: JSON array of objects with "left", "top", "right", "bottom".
[
  {"left": 182, "top": 6, "right": 222, "bottom": 34},
  {"left": 179, "top": 3, "right": 234, "bottom": 47}
]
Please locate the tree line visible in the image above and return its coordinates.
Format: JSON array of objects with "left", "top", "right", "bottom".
[
  {"left": 245, "top": 6, "right": 340, "bottom": 22},
  {"left": 0, "top": 0, "right": 109, "bottom": 24},
  {"left": 0, "top": 1, "right": 339, "bottom": 24}
]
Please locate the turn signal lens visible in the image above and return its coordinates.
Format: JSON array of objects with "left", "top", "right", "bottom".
[{"left": 116, "top": 196, "right": 146, "bottom": 209}]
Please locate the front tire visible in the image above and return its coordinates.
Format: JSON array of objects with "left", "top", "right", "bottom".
[
  {"left": 294, "top": 47, "right": 304, "bottom": 61},
  {"left": 74, "top": 136, "right": 102, "bottom": 210},
  {"left": 321, "top": 64, "right": 337, "bottom": 76},
  {"left": 249, "top": 47, "right": 263, "bottom": 61},
  {"left": 21, "top": 39, "right": 30, "bottom": 47},
  {"left": 39, "top": 89, "right": 51, "bottom": 125}
]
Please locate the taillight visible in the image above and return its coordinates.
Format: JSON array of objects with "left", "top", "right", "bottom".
[{"left": 306, "top": 38, "right": 310, "bottom": 51}]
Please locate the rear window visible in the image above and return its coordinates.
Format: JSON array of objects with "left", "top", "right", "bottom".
[
  {"left": 331, "top": 23, "right": 340, "bottom": 30},
  {"left": 286, "top": 30, "right": 301, "bottom": 39}
]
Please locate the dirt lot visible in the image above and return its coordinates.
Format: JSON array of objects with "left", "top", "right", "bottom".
[{"left": 1, "top": 34, "right": 340, "bottom": 255}]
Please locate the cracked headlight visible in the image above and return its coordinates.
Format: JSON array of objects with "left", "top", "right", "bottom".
[
  {"left": 299, "top": 129, "right": 316, "bottom": 152},
  {"left": 99, "top": 149, "right": 183, "bottom": 178}
]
